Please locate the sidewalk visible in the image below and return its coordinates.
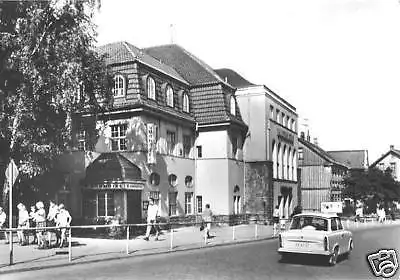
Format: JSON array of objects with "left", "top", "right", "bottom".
[{"left": 0, "top": 219, "right": 399, "bottom": 275}]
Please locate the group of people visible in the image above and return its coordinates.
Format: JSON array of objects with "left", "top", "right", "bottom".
[
  {"left": 143, "top": 198, "right": 213, "bottom": 242},
  {"left": 0, "top": 200, "right": 72, "bottom": 249}
]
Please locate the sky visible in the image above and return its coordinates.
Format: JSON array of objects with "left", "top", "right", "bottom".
[{"left": 94, "top": 0, "right": 400, "bottom": 164}]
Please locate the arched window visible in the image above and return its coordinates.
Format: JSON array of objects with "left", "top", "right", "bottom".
[
  {"left": 147, "top": 76, "right": 156, "bottom": 100},
  {"left": 287, "top": 147, "right": 292, "bottom": 180},
  {"left": 113, "top": 75, "right": 125, "bottom": 97},
  {"left": 183, "top": 93, "right": 190, "bottom": 113},
  {"left": 293, "top": 150, "right": 297, "bottom": 180},
  {"left": 166, "top": 85, "right": 174, "bottom": 107},
  {"left": 185, "top": 176, "right": 193, "bottom": 187},
  {"left": 149, "top": 172, "right": 160, "bottom": 186},
  {"left": 233, "top": 185, "right": 241, "bottom": 214},
  {"left": 283, "top": 145, "right": 287, "bottom": 179},
  {"left": 277, "top": 143, "right": 282, "bottom": 179},
  {"left": 168, "top": 174, "right": 178, "bottom": 187},
  {"left": 272, "top": 141, "right": 277, "bottom": 179},
  {"left": 230, "top": 96, "right": 236, "bottom": 115}
]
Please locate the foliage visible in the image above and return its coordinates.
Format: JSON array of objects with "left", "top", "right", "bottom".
[
  {"left": 0, "top": 0, "right": 112, "bottom": 200},
  {"left": 343, "top": 167, "right": 400, "bottom": 211}
]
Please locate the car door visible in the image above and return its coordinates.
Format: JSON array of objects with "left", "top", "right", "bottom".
[
  {"left": 329, "top": 217, "right": 341, "bottom": 251},
  {"left": 336, "top": 217, "right": 348, "bottom": 252}
]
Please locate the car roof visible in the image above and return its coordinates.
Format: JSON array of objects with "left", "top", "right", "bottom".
[{"left": 293, "top": 212, "right": 339, "bottom": 219}]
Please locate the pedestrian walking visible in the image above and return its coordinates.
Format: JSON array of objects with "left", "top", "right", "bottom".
[
  {"left": 55, "top": 204, "right": 71, "bottom": 248},
  {"left": 35, "top": 201, "right": 47, "bottom": 249},
  {"left": 144, "top": 198, "right": 160, "bottom": 241},
  {"left": 202, "top": 204, "right": 213, "bottom": 241},
  {"left": 273, "top": 205, "right": 280, "bottom": 236},
  {"left": 0, "top": 206, "right": 8, "bottom": 243},
  {"left": 17, "top": 203, "right": 29, "bottom": 246},
  {"left": 47, "top": 200, "right": 60, "bottom": 247},
  {"left": 29, "top": 205, "right": 37, "bottom": 244}
]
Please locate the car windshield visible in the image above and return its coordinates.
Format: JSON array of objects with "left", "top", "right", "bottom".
[{"left": 290, "top": 216, "right": 328, "bottom": 231}]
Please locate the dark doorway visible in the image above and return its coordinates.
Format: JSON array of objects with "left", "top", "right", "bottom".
[{"left": 127, "top": 190, "right": 142, "bottom": 224}]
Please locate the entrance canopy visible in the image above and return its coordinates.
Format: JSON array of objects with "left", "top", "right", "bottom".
[{"left": 84, "top": 153, "right": 145, "bottom": 188}]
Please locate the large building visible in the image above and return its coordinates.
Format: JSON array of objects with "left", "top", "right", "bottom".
[
  {"left": 214, "top": 68, "right": 300, "bottom": 220},
  {"left": 298, "top": 133, "right": 348, "bottom": 212},
  {"left": 46, "top": 42, "right": 248, "bottom": 224}
]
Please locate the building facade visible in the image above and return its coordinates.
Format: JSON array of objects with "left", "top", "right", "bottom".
[
  {"left": 46, "top": 42, "right": 248, "bottom": 224},
  {"left": 298, "top": 134, "right": 348, "bottom": 212},
  {"left": 370, "top": 145, "right": 400, "bottom": 179},
  {"left": 215, "top": 69, "right": 300, "bottom": 220}
]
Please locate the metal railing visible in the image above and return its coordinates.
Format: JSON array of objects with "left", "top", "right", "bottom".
[{"left": 0, "top": 216, "right": 390, "bottom": 267}]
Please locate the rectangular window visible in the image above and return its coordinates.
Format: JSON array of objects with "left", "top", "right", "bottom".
[
  {"left": 166, "top": 131, "right": 176, "bottom": 155},
  {"left": 270, "top": 105, "right": 274, "bottom": 120},
  {"left": 196, "top": 145, "right": 202, "bottom": 158},
  {"left": 149, "top": 191, "right": 160, "bottom": 200},
  {"left": 298, "top": 147, "right": 304, "bottom": 160},
  {"left": 111, "top": 124, "right": 127, "bottom": 151},
  {"left": 379, "top": 163, "right": 385, "bottom": 171},
  {"left": 185, "top": 192, "right": 193, "bottom": 215},
  {"left": 168, "top": 192, "right": 177, "bottom": 216},
  {"left": 390, "top": 162, "right": 396, "bottom": 178},
  {"left": 183, "top": 135, "right": 191, "bottom": 158},
  {"left": 232, "top": 136, "right": 238, "bottom": 158},
  {"left": 276, "top": 109, "right": 280, "bottom": 123},
  {"left": 97, "top": 192, "right": 114, "bottom": 217},
  {"left": 77, "top": 129, "right": 86, "bottom": 151},
  {"left": 196, "top": 196, "right": 203, "bottom": 213}
]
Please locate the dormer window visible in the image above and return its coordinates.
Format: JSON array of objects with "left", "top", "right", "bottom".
[
  {"left": 183, "top": 93, "right": 190, "bottom": 113},
  {"left": 147, "top": 76, "right": 156, "bottom": 100},
  {"left": 166, "top": 85, "right": 174, "bottom": 107},
  {"left": 113, "top": 74, "right": 125, "bottom": 97},
  {"left": 230, "top": 96, "right": 236, "bottom": 115}
]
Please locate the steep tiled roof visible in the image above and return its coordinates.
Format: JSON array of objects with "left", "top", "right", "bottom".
[
  {"left": 327, "top": 150, "right": 369, "bottom": 169},
  {"left": 214, "top": 68, "right": 255, "bottom": 88},
  {"left": 97, "top": 42, "right": 188, "bottom": 85},
  {"left": 144, "top": 44, "right": 247, "bottom": 128},
  {"left": 299, "top": 138, "right": 349, "bottom": 168},
  {"left": 144, "top": 44, "right": 232, "bottom": 87}
]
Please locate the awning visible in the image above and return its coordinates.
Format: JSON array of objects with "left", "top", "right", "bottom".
[{"left": 84, "top": 153, "right": 145, "bottom": 187}]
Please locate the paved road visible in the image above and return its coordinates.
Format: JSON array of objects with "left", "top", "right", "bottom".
[{"left": 3, "top": 225, "right": 400, "bottom": 280}]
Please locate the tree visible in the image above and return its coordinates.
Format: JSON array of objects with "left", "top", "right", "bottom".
[
  {"left": 342, "top": 167, "right": 400, "bottom": 214},
  {"left": 0, "top": 0, "right": 112, "bottom": 204}
]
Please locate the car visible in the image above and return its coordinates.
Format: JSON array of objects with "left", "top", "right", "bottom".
[{"left": 277, "top": 212, "right": 354, "bottom": 266}]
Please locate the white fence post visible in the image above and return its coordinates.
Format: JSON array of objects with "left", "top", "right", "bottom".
[
  {"left": 126, "top": 226, "right": 130, "bottom": 255},
  {"left": 9, "top": 229, "right": 13, "bottom": 265},
  {"left": 68, "top": 227, "right": 72, "bottom": 262},
  {"left": 232, "top": 224, "right": 235, "bottom": 241},
  {"left": 170, "top": 223, "right": 173, "bottom": 251},
  {"left": 255, "top": 222, "right": 258, "bottom": 239}
]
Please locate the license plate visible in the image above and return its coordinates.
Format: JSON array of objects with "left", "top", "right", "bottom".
[{"left": 295, "top": 242, "right": 310, "bottom": 248}]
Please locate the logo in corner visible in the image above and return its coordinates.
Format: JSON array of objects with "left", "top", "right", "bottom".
[{"left": 367, "top": 249, "right": 399, "bottom": 278}]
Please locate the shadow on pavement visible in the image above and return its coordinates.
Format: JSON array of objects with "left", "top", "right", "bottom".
[{"left": 278, "top": 254, "right": 348, "bottom": 267}]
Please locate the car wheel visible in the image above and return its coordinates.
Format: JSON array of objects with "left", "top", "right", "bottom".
[{"left": 329, "top": 247, "right": 339, "bottom": 266}]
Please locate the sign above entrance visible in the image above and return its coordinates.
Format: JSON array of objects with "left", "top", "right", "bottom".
[{"left": 87, "top": 183, "right": 144, "bottom": 190}]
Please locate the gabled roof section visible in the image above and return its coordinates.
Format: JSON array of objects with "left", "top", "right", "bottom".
[
  {"left": 369, "top": 148, "right": 400, "bottom": 168},
  {"left": 85, "top": 153, "right": 144, "bottom": 185},
  {"left": 327, "top": 150, "right": 369, "bottom": 169},
  {"left": 144, "top": 44, "right": 233, "bottom": 88},
  {"left": 214, "top": 68, "right": 255, "bottom": 88},
  {"left": 97, "top": 41, "right": 188, "bottom": 85},
  {"left": 299, "top": 138, "right": 349, "bottom": 168}
]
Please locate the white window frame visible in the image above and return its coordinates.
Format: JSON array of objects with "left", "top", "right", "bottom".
[
  {"left": 97, "top": 192, "right": 114, "bottom": 217},
  {"left": 183, "top": 93, "right": 190, "bottom": 113},
  {"left": 185, "top": 192, "right": 194, "bottom": 215},
  {"left": 166, "top": 85, "right": 174, "bottom": 107},
  {"left": 113, "top": 75, "right": 125, "bottom": 97},
  {"left": 111, "top": 124, "right": 127, "bottom": 151},
  {"left": 147, "top": 76, "right": 156, "bottom": 100},
  {"left": 77, "top": 129, "right": 86, "bottom": 151},
  {"left": 166, "top": 130, "right": 176, "bottom": 155}
]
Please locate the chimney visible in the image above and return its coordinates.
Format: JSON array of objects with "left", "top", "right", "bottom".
[
  {"left": 313, "top": 137, "right": 318, "bottom": 146},
  {"left": 225, "top": 77, "right": 228, "bottom": 83},
  {"left": 306, "top": 131, "right": 311, "bottom": 142},
  {"left": 390, "top": 145, "right": 394, "bottom": 150},
  {"left": 300, "top": 131, "right": 305, "bottom": 139}
]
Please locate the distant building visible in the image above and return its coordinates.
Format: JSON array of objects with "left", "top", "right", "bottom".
[
  {"left": 370, "top": 145, "right": 400, "bottom": 180},
  {"left": 298, "top": 133, "right": 348, "bottom": 212},
  {"left": 215, "top": 68, "right": 300, "bottom": 220},
  {"left": 327, "top": 150, "right": 369, "bottom": 171}
]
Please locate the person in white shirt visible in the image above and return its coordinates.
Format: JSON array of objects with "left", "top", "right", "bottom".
[
  {"left": 17, "top": 203, "right": 30, "bottom": 246},
  {"left": 47, "top": 200, "right": 60, "bottom": 247},
  {"left": 55, "top": 204, "right": 72, "bottom": 248},
  {"left": 144, "top": 198, "right": 160, "bottom": 241},
  {"left": 0, "top": 207, "right": 8, "bottom": 243}
]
